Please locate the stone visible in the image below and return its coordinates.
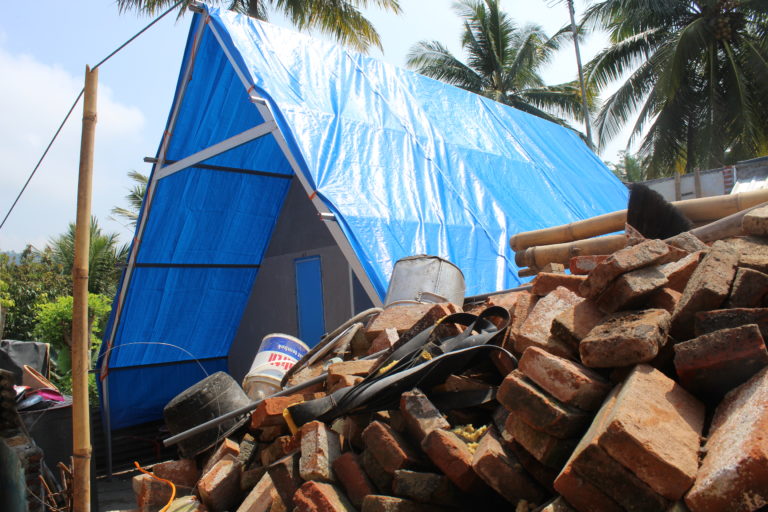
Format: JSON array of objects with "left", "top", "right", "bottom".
[
  {"left": 152, "top": 459, "right": 200, "bottom": 488},
  {"left": 237, "top": 472, "right": 274, "bottom": 512},
  {"left": 531, "top": 273, "right": 587, "bottom": 297},
  {"left": 293, "top": 481, "right": 356, "bottom": 512},
  {"left": 361, "top": 421, "right": 421, "bottom": 474},
  {"left": 267, "top": 453, "right": 303, "bottom": 510},
  {"left": 332, "top": 452, "right": 375, "bottom": 507},
  {"left": 471, "top": 429, "right": 546, "bottom": 503},
  {"left": 420, "top": 429, "right": 485, "bottom": 494},
  {"left": 741, "top": 204, "right": 768, "bottom": 236},
  {"left": 513, "top": 287, "right": 582, "bottom": 358},
  {"left": 366, "top": 303, "right": 458, "bottom": 343},
  {"left": 580, "top": 239, "right": 670, "bottom": 299},
  {"left": 519, "top": 346, "right": 610, "bottom": 411},
  {"left": 198, "top": 454, "right": 242, "bottom": 512},
  {"left": 203, "top": 438, "right": 240, "bottom": 475},
  {"left": 674, "top": 324, "right": 768, "bottom": 398},
  {"left": 580, "top": 309, "right": 671, "bottom": 368},
  {"left": 648, "top": 287, "right": 682, "bottom": 313},
  {"left": 596, "top": 266, "right": 668, "bottom": 314},
  {"left": 671, "top": 240, "right": 739, "bottom": 339},
  {"left": 695, "top": 308, "right": 768, "bottom": 339},
  {"left": 391, "top": 470, "right": 461, "bottom": 506},
  {"left": 360, "top": 449, "right": 393, "bottom": 493},
  {"left": 399, "top": 389, "right": 449, "bottom": 444},
  {"left": 726, "top": 267, "right": 768, "bottom": 308},
  {"left": 569, "top": 255, "right": 608, "bottom": 275},
  {"left": 579, "top": 365, "right": 703, "bottom": 500},
  {"left": 300, "top": 421, "right": 342, "bottom": 482},
  {"left": 551, "top": 299, "right": 605, "bottom": 348},
  {"left": 368, "top": 328, "right": 399, "bottom": 356},
  {"left": 685, "top": 367, "right": 768, "bottom": 512},
  {"left": 497, "top": 370, "right": 590, "bottom": 439},
  {"left": 503, "top": 412, "right": 578, "bottom": 468},
  {"left": 656, "top": 251, "right": 702, "bottom": 293}
]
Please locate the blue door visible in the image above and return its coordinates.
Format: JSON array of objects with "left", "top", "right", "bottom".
[{"left": 295, "top": 256, "right": 325, "bottom": 347}]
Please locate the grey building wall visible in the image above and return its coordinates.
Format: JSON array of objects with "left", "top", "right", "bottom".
[{"left": 227, "top": 179, "right": 373, "bottom": 382}]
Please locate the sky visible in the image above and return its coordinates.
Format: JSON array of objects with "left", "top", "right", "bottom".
[{"left": 0, "top": 0, "right": 627, "bottom": 252}]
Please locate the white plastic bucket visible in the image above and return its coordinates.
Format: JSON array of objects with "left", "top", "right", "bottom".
[{"left": 242, "top": 333, "right": 309, "bottom": 400}]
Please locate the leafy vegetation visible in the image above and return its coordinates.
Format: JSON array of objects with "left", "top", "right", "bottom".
[{"left": 110, "top": 170, "right": 147, "bottom": 228}]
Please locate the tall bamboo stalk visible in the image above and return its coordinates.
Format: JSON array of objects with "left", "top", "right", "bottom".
[{"left": 72, "top": 65, "right": 98, "bottom": 512}]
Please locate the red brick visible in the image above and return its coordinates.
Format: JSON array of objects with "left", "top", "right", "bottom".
[
  {"left": 695, "top": 307, "right": 768, "bottom": 339},
  {"left": 497, "top": 370, "right": 590, "bottom": 439},
  {"left": 365, "top": 303, "right": 458, "bottom": 343},
  {"left": 328, "top": 374, "right": 364, "bottom": 393},
  {"left": 199, "top": 454, "right": 242, "bottom": 512},
  {"left": 569, "top": 255, "right": 608, "bottom": 275},
  {"left": 371, "top": 410, "right": 407, "bottom": 433},
  {"left": 331, "top": 452, "right": 375, "bottom": 507},
  {"left": 237, "top": 472, "right": 274, "bottom": 512},
  {"left": 580, "top": 239, "right": 670, "bottom": 299},
  {"left": 648, "top": 287, "right": 681, "bottom": 313},
  {"left": 327, "top": 360, "right": 376, "bottom": 380},
  {"left": 267, "top": 452, "right": 303, "bottom": 508},
  {"left": 514, "top": 286, "right": 582, "bottom": 358},
  {"left": 252, "top": 394, "right": 324, "bottom": 430},
  {"left": 361, "top": 421, "right": 421, "bottom": 474},
  {"left": 506, "top": 292, "right": 538, "bottom": 352},
  {"left": 671, "top": 240, "right": 739, "bottom": 339},
  {"left": 685, "top": 367, "right": 768, "bottom": 512},
  {"left": 675, "top": 324, "right": 768, "bottom": 398},
  {"left": 471, "top": 429, "right": 546, "bottom": 503},
  {"left": 300, "top": 421, "right": 341, "bottom": 482},
  {"left": 553, "top": 464, "right": 622, "bottom": 512},
  {"left": 398, "top": 389, "right": 449, "bottom": 444},
  {"left": 667, "top": 231, "right": 707, "bottom": 253},
  {"left": 241, "top": 467, "right": 267, "bottom": 493},
  {"left": 133, "top": 473, "right": 191, "bottom": 511},
  {"left": 741, "top": 204, "right": 768, "bottom": 236},
  {"left": 531, "top": 273, "right": 587, "bottom": 297},
  {"left": 261, "top": 435, "right": 300, "bottom": 467},
  {"left": 726, "top": 267, "right": 768, "bottom": 308},
  {"left": 580, "top": 309, "right": 671, "bottom": 368},
  {"left": 360, "top": 495, "right": 440, "bottom": 512},
  {"left": 596, "top": 266, "right": 668, "bottom": 313},
  {"left": 740, "top": 253, "right": 768, "bottom": 274},
  {"left": 503, "top": 411, "right": 577, "bottom": 468},
  {"left": 360, "top": 449, "right": 393, "bottom": 493},
  {"left": 420, "top": 429, "right": 485, "bottom": 494},
  {"left": 293, "top": 481, "right": 356, "bottom": 512},
  {"left": 551, "top": 298, "right": 605, "bottom": 348},
  {"left": 367, "top": 328, "right": 399, "bottom": 355},
  {"left": 588, "top": 365, "right": 703, "bottom": 500},
  {"left": 202, "top": 438, "right": 240, "bottom": 476},
  {"left": 152, "top": 458, "right": 200, "bottom": 488},
  {"left": 519, "top": 346, "right": 610, "bottom": 411},
  {"left": 391, "top": 470, "right": 461, "bottom": 506},
  {"left": 657, "top": 251, "right": 702, "bottom": 293},
  {"left": 504, "top": 440, "right": 559, "bottom": 493}
]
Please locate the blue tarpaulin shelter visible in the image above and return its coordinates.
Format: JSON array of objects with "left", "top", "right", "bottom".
[{"left": 98, "top": 4, "right": 628, "bottom": 432}]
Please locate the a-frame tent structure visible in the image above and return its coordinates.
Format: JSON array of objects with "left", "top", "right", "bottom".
[{"left": 98, "top": 4, "right": 628, "bottom": 433}]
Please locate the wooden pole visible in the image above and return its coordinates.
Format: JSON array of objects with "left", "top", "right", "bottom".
[{"left": 72, "top": 65, "right": 98, "bottom": 512}]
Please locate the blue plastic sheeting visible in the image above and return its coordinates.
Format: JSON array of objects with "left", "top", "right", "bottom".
[{"left": 100, "top": 5, "right": 628, "bottom": 429}]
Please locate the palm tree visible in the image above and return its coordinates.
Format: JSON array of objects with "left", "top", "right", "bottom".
[
  {"left": 116, "top": 0, "right": 401, "bottom": 52},
  {"left": 110, "top": 170, "right": 148, "bottom": 228},
  {"left": 406, "top": 0, "right": 595, "bottom": 134},
  {"left": 584, "top": 0, "right": 768, "bottom": 178},
  {"left": 45, "top": 217, "right": 129, "bottom": 296}
]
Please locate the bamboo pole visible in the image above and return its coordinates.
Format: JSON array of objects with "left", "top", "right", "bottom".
[
  {"left": 72, "top": 65, "right": 97, "bottom": 512},
  {"left": 509, "top": 188, "right": 768, "bottom": 251},
  {"left": 515, "top": 234, "right": 626, "bottom": 269}
]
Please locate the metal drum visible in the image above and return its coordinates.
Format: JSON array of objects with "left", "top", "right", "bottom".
[{"left": 384, "top": 255, "right": 465, "bottom": 306}]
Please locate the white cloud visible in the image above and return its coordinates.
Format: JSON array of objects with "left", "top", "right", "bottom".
[{"left": 0, "top": 46, "right": 145, "bottom": 251}]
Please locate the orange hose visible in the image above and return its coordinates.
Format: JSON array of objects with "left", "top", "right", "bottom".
[{"left": 134, "top": 461, "right": 176, "bottom": 512}]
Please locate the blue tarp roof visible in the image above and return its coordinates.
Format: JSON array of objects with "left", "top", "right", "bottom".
[{"left": 99, "top": 5, "right": 628, "bottom": 429}]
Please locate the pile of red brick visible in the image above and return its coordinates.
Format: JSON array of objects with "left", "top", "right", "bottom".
[{"left": 133, "top": 213, "right": 768, "bottom": 512}]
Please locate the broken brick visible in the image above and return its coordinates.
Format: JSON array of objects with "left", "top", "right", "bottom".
[
  {"left": 361, "top": 495, "right": 439, "bottom": 512},
  {"left": 152, "top": 458, "right": 200, "bottom": 488},
  {"left": 671, "top": 240, "right": 739, "bottom": 339},
  {"left": 366, "top": 303, "right": 457, "bottom": 343},
  {"left": 261, "top": 435, "right": 300, "bottom": 467},
  {"left": 300, "top": 421, "right": 341, "bottom": 482},
  {"left": 580, "top": 239, "right": 670, "bottom": 299},
  {"left": 531, "top": 273, "right": 587, "bottom": 297},
  {"left": 725, "top": 267, "right": 768, "bottom": 308},
  {"left": 596, "top": 266, "right": 668, "bottom": 314},
  {"left": 420, "top": 429, "right": 485, "bottom": 494},
  {"left": 328, "top": 374, "right": 364, "bottom": 393},
  {"left": 685, "top": 367, "right": 768, "bottom": 512},
  {"left": 648, "top": 287, "right": 681, "bottom": 314},
  {"left": 367, "top": 328, "right": 399, "bottom": 356},
  {"left": 391, "top": 470, "right": 461, "bottom": 507},
  {"left": 471, "top": 429, "right": 546, "bottom": 503},
  {"left": 293, "top": 481, "right": 356, "bottom": 512},
  {"left": 551, "top": 299, "right": 605, "bottom": 348},
  {"left": 199, "top": 454, "right": 242, "bottom": 512},
  {"left": 399, "top": 389, "right": 449, "bottom": 444},
  {"left": 203, "top": 438, "right": 240, "bottom": 475},
  {"left": 656, "top": 251, "right": 701, "bottom": 293},
  {"left": 569, "top": 255, "right": 608, "bottom": 275},
  {"left": 553, "top": 464, "right": 622, "bottom": 512},
  {"left": 514, "top": 286, "right": 582, "bottom": 358},
  {"left": 674, "top": 324, "right": 768, "bottom": 398},
  {"left": 332, "top": 452, "right": 375, "bottom": 507},
  {"left": 237, "top": 472, "right": 274, "bottom": 512},
  {"left": 580, "top": 309, "right": 671, "bottom": 368},
  {"left": 134, "top": 473, "right": 191, "bottom": 511},
  {"left": 695, "top": 307, "right": 768, "bottom": 339},
  {"left": 519, "top": 346, "right": 610, "bottom": 411},
  {"left": 741, "top": 204, "right": 768, "bottom": 236},
  {"left": 497, "top": 370, "right": 590, "bottom": 439},
  {"left": 362, "top": 421, "right": 421, "bottom": 474},
  {"left": 252, "top": 393, "right": 324, "bottom": 430},
  {"left": 360, "top": 449, "right": 393, "bottom": 493},
  {"left": 267, "top": 453, "right": 303, "bottom": 509},
  {"left": 666, "top": 232, "right": 707, "bottom": 253},
  {"left": 503, "top": 411, "right": 577, "bottom": 468}
]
